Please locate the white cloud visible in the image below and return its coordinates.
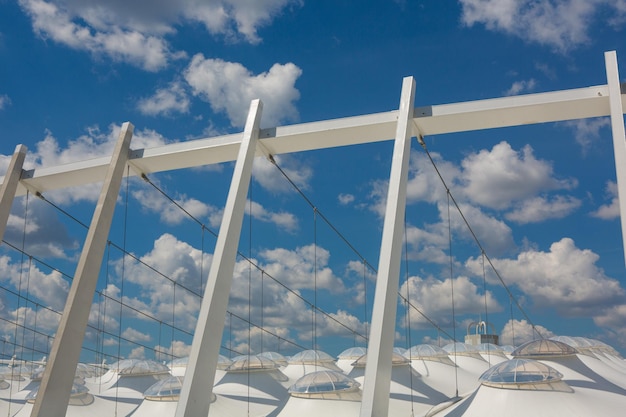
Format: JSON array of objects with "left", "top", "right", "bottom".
[
  {"left": 122, "top": 327, "right": 152, "bottom": 343},
  {"left": 591, "top": 181, "right": 620, "bottom": 220},
  {"left": 0, "top": 94, "right": 10, "bottom": 110},
  {"left": 338, "top": 193, "right": 355, "bottom": 205},
  {"left": 499, "top": 319, "right": 555, "bottom": 346},
  {"left": 184, "top": 54, "right": 302, "bottom": 127},
  {"left": 252, "top": 155, "right": 311, "bottom": 194},
  {"left": 562, "top": 117, "right": 610, "bottom": 153},
  {"left": 461, "top": 141, "right": 577, "bottom": 210},
  {"left": 246, "top": 199, "right": 298, "bottom": 233},
  {"left": 137, "top": 81, "right": 190, "bottom": 116},
  {"left": 466, "top": 238, "right": 626, "bottom": 317},
  {"left": 459, "top": 0, "right": 606, "bottom": 52},
  {"left": 259, "top": 244, "right": 346, "bottom": 292},
  {"left": 505, "top": 78, "right": 536, "bottom": 96},
  {"left": 132, "top": 186, "right": 222, "bottom": 227},
  {"left": 19, "top": 1, "right": 300, "bottom": 70},
  {"left": 19, "top": 0, "right": 177, "bottom": 71},
  {"left": 399, "top": 275, "right": 501, "bottom": 329},
  {"left": 505, "top": 195, "right": 581, "bottom": 224}
]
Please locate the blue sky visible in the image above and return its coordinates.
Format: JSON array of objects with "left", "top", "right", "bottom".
[{"left": 2, "top": 0, "right": 626, "bottom": 363}]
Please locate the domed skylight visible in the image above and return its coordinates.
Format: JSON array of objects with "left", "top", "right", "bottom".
[
  {"left": 114, "top": 359, "right": 170, "bottom": 376},
  {"left": 404, "top": 344, "right": 456, "bottom": 365},
  {"left": 337, "top": 347, "right": 367, "bottom": 359},
  {"left": 479, "top": 359, "right": 566, "bottom": 391},
  {"left": 226, "top": 354, "right": 280, "bottom": 372},
  {"left": 351, "top": 353, "right": 409, "bottom": 368},
  {"left": 288, "top": 370, "right": 360, "bottom": 398},
  {"left": 289, "top": 349, "right": 336, "bottom": 364},
  {"left": 258, "top": 351, "right": 289, "bottom": 366},
  {"left": 512, "top": 339, "right": 577, "bottom": 358},
  {"left": 27, "top": 382, "right": 94, "bottom": 406},
  {"left": 443, "top": 343, "right": 486, "bottom": 360}
]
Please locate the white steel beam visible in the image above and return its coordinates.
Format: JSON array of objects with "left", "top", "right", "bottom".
[
  {"left": 605, "top": 51, "right": 626, "bottom": 266},
  {"left": 175, "top": 100, "right": 262, "bottom": 417},
  {"left": 31, "top": 123, "right": 134, "bottom": 417},
  {"left": 0, "top": 145, "right": 27, "bottom": 242},
  {"left": 360, "top": 76, "right": 416, "bottom": 417},
  {"left": 5, "top": 78, "right": 625, "bottom": 198}
]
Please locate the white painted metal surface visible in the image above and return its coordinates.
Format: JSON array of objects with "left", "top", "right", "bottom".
[
  {"left": 605, "top": 51, "right": 626, "bottom": 266},
  {"left": 0, "top": 144, "right": 27, "bottom": 241},
  {"left": 175, "top": 100, "right": 263, "bottom": 417},
  {"left": 359, "top": 76, "right": 416, "bottom": 417},
  {"left": 4, "top": 83, "right": 625, "bottom": 198},
  {"left": 31, "top": 122, "right": 134, "bottom": 417}
]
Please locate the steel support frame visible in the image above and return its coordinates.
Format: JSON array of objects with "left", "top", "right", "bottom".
[
  {"left": 0, "top": 145, "right": 27, "bottom": 242},
  {"left": 360, "top": 76, "right": 416, "bottom": 417},
  {"left": 605, "top": 51, "right": 626, "bottom": 266},
  {"left": 31, "top": 122, "right": 134, "bottom": 417},
  {"left": 175, "top": 100, "right": 263, "bottom": 417}
]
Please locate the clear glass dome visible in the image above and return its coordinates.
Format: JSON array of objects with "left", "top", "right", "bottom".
[
  {"left": 26, "top": 382, "right": 94, "bottom": 405},
  {"left": 144, "top": 375, "right": 217, "bottom": 403},
  {"left": 351, "top": 353, "right": 409, "bottom": 368},
  {"left": 226, "top": 354, "right": 280, "bottom": 372},
  {"left": 289, "top": 349, "right": 336, "bottom": 364},
  {"left": 480, "top": 359, "right": 565, "bottom": 390},
  {"left": 288, "top": 370, "right": 360, "bottom": 397},
  {"left": 443, "top": 342, "right": 486, "bottom": 360},
  {"left": 393, "top": 347, "right": 407, "bottom": 355},
  {"left": 404, "top": 344, "right": 455, "bottom": 365},
  {"left": 512, "top": 339, "right": 578, "bottom": 358},
  {"left": 258, "top": 351, "right": 288, "bottom": 366},
  {"left": 499, "top": 345, "right": 515, "bottom": 354},
  {"left": 337, "top": 347, "right": 367, "bottom": 359}
]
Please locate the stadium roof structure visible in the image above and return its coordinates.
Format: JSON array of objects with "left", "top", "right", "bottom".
[{"left": 0, "top": 51, "right": 625, "bottom": 417}]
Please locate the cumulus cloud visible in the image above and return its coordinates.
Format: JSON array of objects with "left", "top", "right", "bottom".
[
  {"left": 459, "top": 0, "right": 615, "bottom": 52},
  {"left": 252, "top": 155, "right": 311, "bottom": 194},
  {"left": 399, "top": 275, "right": 501, "bottom": 329},
  {"left": 505, "top": 78, "right": 536, "bottom": 96},
  {"left": 184, "top": 54, "right": 302, "bottom": 127},
  {"left": 466, "top": 238, "right": 626, "bottom": 317},
  {"left": 132, "top": 185, "right": 223, "bottom": 228},
  {"left": 499, "top": 319, "right": 555, "bottom": 346},
  {"left": 591, "top": 181, "right": 620, "bottom": 220},
  {"left": 137, "top": 81, "right": 190, "bottom": 116},
  {"left": 505, "top": 195, "right": 581, "bottom": 224},
  {"left": 562, "top": 117, "right": 610, "bottom": 154},
  {"left": 259, "top": 244, "right": 345, "bottom": 292},
  {"left": 338, "top": 193, "right": 355, "bottom": 205},
  {"left": 0, "top": 94, "right": 10, "bottom": 110},
  {"left": 19, "top": 0, "right": 178, "bottom": 71},
  {"left": 461, "top": 141, "right": 576, "bottom": 210},
  {"left": 19, "top": 0, "right": 300, "bottom": 70},
  {"left": 246, "top": 199, "right": 298, "bottom": 233}
]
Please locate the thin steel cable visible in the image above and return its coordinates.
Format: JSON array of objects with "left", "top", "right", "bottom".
[
  {"left": 418, "top": 139, "right": 544, "bottom": 341},
  {"left": 447, "top": 191, "right": 459, "bottom": 398},
  {"left": 403, "top": 220, "right": 415, "bottom": 415}
]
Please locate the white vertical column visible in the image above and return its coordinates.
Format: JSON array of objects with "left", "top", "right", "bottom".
[
  {"left": 360, "top": 77, "right": 416, "bottom": 417},
  {"left": 176, "top": 99, "right": 263, "bottom": 417},
  {"left": 0, "top": 144, "right": 28, "bottom": 242},
  {"left": 32, "top": 122, "right": 134, "bottom": 417},
  {"left": 605, "top": 51, "right": 626, "bottom": 266}
]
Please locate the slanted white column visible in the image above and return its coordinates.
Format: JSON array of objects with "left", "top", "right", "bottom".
[
  {"left": 176, "top": 100, "right": 263, "bottom": 417},
  {"left": 360, "top": 77, "right": 416, "bottom": 417},
  {"left": 32, "top": 122, "right": 134, "bottom": 417},
  {"left": 0, "top": 144, "right": 27, "bottom": 242},
  {"left": 605, "top": 51, "right": 626, "bottom": 266}
]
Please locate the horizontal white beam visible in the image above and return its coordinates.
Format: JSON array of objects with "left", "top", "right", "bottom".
[{"left": 3, "top": 83, "right": 625, "bottom": 197}]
